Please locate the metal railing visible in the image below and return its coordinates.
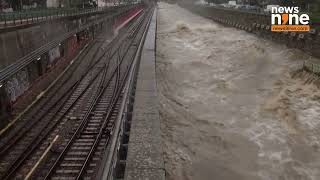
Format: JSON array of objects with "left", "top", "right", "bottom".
[
  {"left": 196, "top": 3, "right": 320, "bottom": 30},
  {"left": 0, "top": 5, "right": 122, "bottom": 28}
]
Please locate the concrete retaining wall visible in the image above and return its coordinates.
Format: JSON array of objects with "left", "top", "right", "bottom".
[
  {"left": 0, "top": 4, "right": 145, "bottom": 122},
  {"left": 179, "top": 3, "right": 320, "bottom": 59},
  {"left": 0, "top": 13, "right": 103, "bottom": 70}
]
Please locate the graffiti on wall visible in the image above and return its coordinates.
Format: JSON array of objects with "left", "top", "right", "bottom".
[
  {"left": 5, "top": 69, "right": 30, "bottom": 102},
  {"left": 48, "top": 46, "right": 61, "bottom": 64}
]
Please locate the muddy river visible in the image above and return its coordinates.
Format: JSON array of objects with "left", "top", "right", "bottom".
[{"left": 156, "top": 2, "right": 320, "bottom": 180}]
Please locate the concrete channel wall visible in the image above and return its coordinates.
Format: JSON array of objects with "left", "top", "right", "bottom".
[
  {"left": 124, "top": 8, "right": 165, "bottom": 180},
  {"left": 179, "top": 3, "right": 320, "bottom": 59}
]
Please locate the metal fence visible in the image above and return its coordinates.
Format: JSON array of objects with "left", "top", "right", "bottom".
[
  {"left": 0, "top": 6, "right": 115, "bottom": 27},
  {"left": 198, "top": 4, "right": 320, "bottom": 30}
]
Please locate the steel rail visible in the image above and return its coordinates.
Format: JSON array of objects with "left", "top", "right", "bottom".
[
  {"left": 97, "top": 8, "right": 154, "bottom": 180},
  {"left": 1, "top": 77, "right": 96, "bottom": 180},
  {"left": 76, "top": 42, "right": 123, "bottom": 180},
  {"left": 1, "top": 48, "right": 113, "bottom": 180},
  {"left": 0, "top": 7, "right": 135, "bottom": 143},
  {"left": 0, "top": 41, "right": 103, "bottom": 156},
  {"left": 0, "top": 9, "right": 146, "bottom": 179},
  {"left": 75, "top": 9, "right": 152, "bottom": 179},
  {"left": 43, "top": 56, "right": 113, "bottom": 180},
  {"left": 0, "top": 41, "right": 98, "bottom": 138},
  {"left": 0, "top": 41, "right": 98, "bottom": 142},
  {"left": 44, "top": 10, "right": 148, "bottom": 179},
  {"left": 0, "top": 22, "right": 128, "bottom": 179}
]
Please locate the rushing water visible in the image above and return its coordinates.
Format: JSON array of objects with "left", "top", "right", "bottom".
[{"left": 156, "top": 2, "right": 320, "bottom": 180}]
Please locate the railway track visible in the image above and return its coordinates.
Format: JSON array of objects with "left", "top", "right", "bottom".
[
  {"left": 0, "top": 7, "right": 154, "bottom": 180},
  {"left": 0, "top": 5, "right": 139, "bottom": 152}
]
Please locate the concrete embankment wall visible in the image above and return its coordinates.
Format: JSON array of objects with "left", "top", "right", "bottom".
[
  {"left": 0, "top": 21, "right": 69, "bottom": 70},
  {"left": 0, "top": 6, "right": 127, "bottom": 70},
  {"left": 179, "top": 3, "right": 320, "bottom": 59}
]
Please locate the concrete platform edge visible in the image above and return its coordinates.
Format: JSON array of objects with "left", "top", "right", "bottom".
[{"left": 124, "top": 8, "right": 165, "bottom": 180}]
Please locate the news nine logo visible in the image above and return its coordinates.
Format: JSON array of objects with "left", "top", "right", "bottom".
[{"left": 271, "top": 7, "right": 310, "bottom": 32}]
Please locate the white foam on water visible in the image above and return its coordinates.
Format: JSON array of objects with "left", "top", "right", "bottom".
[{"left": 157, "top": 2, "right": 320, "bottom": 180}]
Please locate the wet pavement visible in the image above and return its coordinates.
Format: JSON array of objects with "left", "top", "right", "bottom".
[{"left": 156, "top": 2, "right": 320, "bottom": 180}]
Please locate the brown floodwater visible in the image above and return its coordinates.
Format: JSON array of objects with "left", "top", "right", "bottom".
[{"left": 156, "top": 2, "right": 320, "bottom": 180}]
